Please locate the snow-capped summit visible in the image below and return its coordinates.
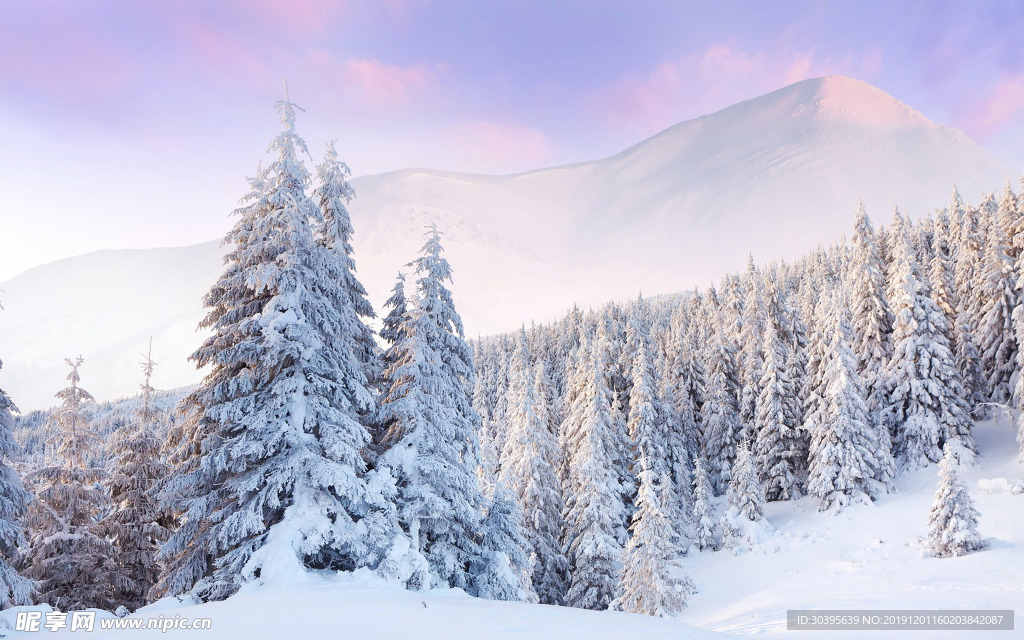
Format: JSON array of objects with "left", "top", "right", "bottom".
[{"left": 0, "top": 76, "right": 1016, "bottom": 409}]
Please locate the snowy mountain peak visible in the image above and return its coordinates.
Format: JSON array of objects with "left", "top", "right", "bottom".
[{"left": 793, "top": 75, "right": 932, "bottom": 127}]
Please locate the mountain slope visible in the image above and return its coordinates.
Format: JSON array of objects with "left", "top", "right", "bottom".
[{"left": 0, "top": 75, "right": 1016, "bottom": 409}]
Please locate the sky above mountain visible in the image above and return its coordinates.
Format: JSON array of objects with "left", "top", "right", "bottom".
[{"left": 1, "top": 1, "right": 1022, "bottom": 281}]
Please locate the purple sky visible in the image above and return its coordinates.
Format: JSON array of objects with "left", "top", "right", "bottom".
[{"left": 1, "top": 0, "right": 1023, "bottom": 280}]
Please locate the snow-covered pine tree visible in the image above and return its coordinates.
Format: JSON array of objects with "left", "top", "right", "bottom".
[
  {"left": 314, "top": 140, "right": 381, "bottom": 395},
  {"left": 950, "top": 189, "right": 986, "bottom": 417},
  {"left": 657, "top": 307, "right": 702, "bottom": 516},
  {"left": 158, "top": 89, "right": 383, "bottom": 600},
  {"left": 376, "top": 226, "right": 490, "bottom": 593},
  {"left": 627, "top": 339, "right": 670, "bottom": 483},
  {"left": 800, "top": 289, "right": 831, "bottom": 467},
  {"left": 101, "top": 342, "right": 172, "bottom": 610},
  {"left": 927, "top": 443, "right": 985, "bottom": 558},
  {"left": 781, "top": 284, "right": 810, "bottom": 489},
  {"left": 691, "top": 455, "right": 717, "bottom": 551},
  {"left": 849, "top": 203, "right": 893, "bottom": 434},
  {"left": 474, "top": 341, "right": 501, "bottom": 496},
  {"left": 753, "top": 282, "right": 801, "bottom": 501},
  {"left": 473, "top": 485, "right": 535, "bottom": 602},
  {"left": 885, "top": 219, "right": 974, "bottom": 471},
  {"left": 702, "top": 319, "right": 742, "bottom": 494},
  {"left": 561, "top": 337, "right": 625, "bottom": 610},
  {"left": 380, "top": 272, "right": 408, "bottom": 366},
  {"left": 808, "top": 300, "right": 895, "bottom": 512},
  {"left": 976, "top": 212, "right": 1018, "bottom": 405},
  {"left": 0, "top": 341, "right": 32, "bottom": 606},
  {"left": 613, "top": 462, "right": 694, "bottom": 617},
  {"left": 597, "top": 316, "right": 635, "bottom": 534},
  {"left": 499, "top": 331, "right": 568, "bottom": 604},
  {"left": 719, "top": 442, "right": 772, "bottom": 551},
  {"left": 24, "top": 357, "right": 123, "bottom": 610},
  {"left": 738, "top": 257, "right": 766, "bottom": 443},
  {"left": 929, "top": 209, "right": 957, "bottom": 326},
  {"left": 998, "top": 179, "right": 1022, "bottom": 263}
]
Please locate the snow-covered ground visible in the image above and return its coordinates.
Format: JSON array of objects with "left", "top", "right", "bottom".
[
  {"left": 2, "top": 418, "right": 1018, "bottom": 639},
  {"left": 678, "top": 416, "right": 1023, "bottom": 639}
]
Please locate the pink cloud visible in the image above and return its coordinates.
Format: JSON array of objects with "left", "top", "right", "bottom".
[
  {"left": 596, "top": 42, "right": 885, "bottom": 136},
  {"left": 344, "top": 58, "right": 440, "bottom": 106},
  {"left": 447, "top": 121, "right": 552, "bottom": 170},
  {"left": 183, "top": 21, "right": 270, "bottom": 78},
  {"left": 958, "top": 74, "right": 1024, "bottom": 140}
]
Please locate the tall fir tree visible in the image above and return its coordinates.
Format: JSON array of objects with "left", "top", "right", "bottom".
[
  {"left": 499, "top": 331, "right": 568, "bottom": 605},
  {"left": 849, "top": 203, "right": 893, "bottom": 433},
  {"left": 158, "top": 88, "right": 385, "bottom": 600},
  {"left": 701, "top": 319, "right": 742, "bottom": 494},
  {"left": 561, "top": 337, "right": 624, "bottom": 610},
  {"left": 627, "top": 339, "right": 670, "bottom": 484},
  {"left": 376, "top": 226, "right": 491, "bottom": 593},
  {"left": 691, "top": 455, "right": 717, "bottom": 551},
  {"left": 929, "top": 210, "right": 958, "bottom": 328},
  {"left": 808, "top": 301, "right": 895, "bottom": 512},
  {"left": 0, "top": 341, "right": 32, "bottom": 606},
  {"left": 738, "top": 257, "right": 766, "bottom": 444},
  {"left": 314, "top": 140, "right": 381, "bottom": 395},
  {"left": 379, "top": 272, "right": 408, "bottom": 368},
  {"left": 976, "top": 213, "right": 1018, "bottom": 405},
  {"left": 24, "top": 357, "right": 124, "bottom": 610},
  {"left": 613, "top": 462, "right": 694, "bottom": 617},
  {"left": 753, "top": 282, "right": 802, "bottom": 501},
  {"left": 101, "top": 342, "right": 173, "bottom": 610},
  {"left": 950, "top": 188, "right": 987, "bottom": 417},
  {"left": 885, "top": 220, "right": 974, "bottom": 471}
]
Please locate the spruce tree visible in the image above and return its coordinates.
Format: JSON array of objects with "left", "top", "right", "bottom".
[
  {"left": 808, "top": 302, "right": 895, "bottom": 512},
  {"left": 24, "top": 357, "right": 123, "bottom": 610},
  {"left": 158, "top": 89, "right": 384, "bottom": 600},
  {"left": 314, "top": 140, "right": 381, "bottom": 394},
  {"left": 754, "top": 283, "right": 801, "bottom": 501},
  {"left": 950, "top": 189, "right": 986, "bottom": 417},
  {"left": 719, "top": 443, "right": 772, "bottom": 551},
  {"left": 380, "top": 272, "right": 408, "bottom": 366},
  {"left": 499, "top": 332, "right": 568, "bottom": 604},
  {"left": 376, "top": 226, "right": 489, "bottom": 592},
  {"left": 0, "top": 345, "right": 32, "bottom": 606},
  {"left": 702, "top": 320, "right": 742, "bottom": 494},
  {"left": 929, "top": 210, "right": 957, "bottom": 329},
  {"left": 101, "top": 342, "right": 172, "bottom": 610},
  {"left": 849, "top": 203, "right": 893, "bottom": 433},
  {"left": 472, "top": 485, "right": 535, "bottom": 602},
  {"left": 976, "top": 214, "right": 1018, "bottom": 405},
  {"left": 738, "top": 258, "right": 766, "bottom": 443},
  {"left": 885, "top": 221, "right": 974, "bottom": 471},
  {"left": 628, "top": 339, "right": 669, "bottom": 482},
  {"left": 691, "top": 455, "right": 717, "bottom": 551},
  {"left": 613, "top": 463, "right": 694, "bottom": 617},
  {"left": 927, "top": 444, "right": 985, "bottom": 558},
  {"left": 561, "top": 337, "right": 624, "bottom": 610},
  {"left": 998, "top": 179, "right": 1021, "bottom": 262}
]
